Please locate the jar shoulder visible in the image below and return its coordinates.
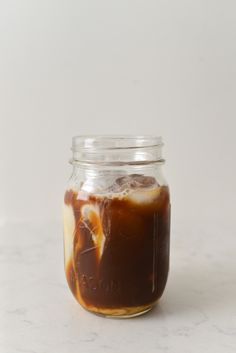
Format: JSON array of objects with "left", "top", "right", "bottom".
[{"left": 65, "top": 166, "right": 169, "bottom": 193}]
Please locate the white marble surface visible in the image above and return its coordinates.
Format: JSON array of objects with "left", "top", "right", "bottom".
[{"left": 0, "top": 220, "right": 235, "bottom": 353}]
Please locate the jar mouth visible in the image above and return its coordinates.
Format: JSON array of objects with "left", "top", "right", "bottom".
[
  {"left": 72, "top": 135, "right": 163, "bottom": 150},
  {"left": 71, "top": 135, "right": 164, "bottom": 165}
]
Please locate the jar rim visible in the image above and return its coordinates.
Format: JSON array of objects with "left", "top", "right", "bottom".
[{"left": 72, "top": 135, "right": 163, "bottom": 151}]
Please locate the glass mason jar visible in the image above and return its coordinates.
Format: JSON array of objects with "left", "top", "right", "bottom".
[{"left": 63, "top": 136, "right": 170, "bottom": 318}]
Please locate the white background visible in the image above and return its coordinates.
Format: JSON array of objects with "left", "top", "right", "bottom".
[
  {"left": 1, "top": 2, "right": 236, "bottom": 353},
  {"left": 1, "top": 0, "right": 236, "bottom": 224}
]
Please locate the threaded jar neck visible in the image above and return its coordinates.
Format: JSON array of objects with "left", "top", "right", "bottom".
[{"left": 71, "top": 135, "right": 165, "bottom": 166}]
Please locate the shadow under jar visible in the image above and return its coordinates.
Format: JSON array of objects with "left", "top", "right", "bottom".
[{"left": 63, "top": 136, "right": 171, "bottom": 318}]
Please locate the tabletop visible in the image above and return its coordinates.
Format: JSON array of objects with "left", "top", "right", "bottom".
[{"left": 0, "top": 220, "right": 235, "bottom": 353}]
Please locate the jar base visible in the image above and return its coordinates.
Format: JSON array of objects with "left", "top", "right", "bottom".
[{"left": 81, "top": 302, "right": 156, "bottom": 318}]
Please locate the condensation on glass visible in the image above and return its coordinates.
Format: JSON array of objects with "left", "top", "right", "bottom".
[{"left": 63, "top": 136, "right": 171, "bottom": 318}]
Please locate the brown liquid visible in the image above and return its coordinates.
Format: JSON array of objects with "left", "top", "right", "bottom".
[{"left": 64, "top": 178, "right": 170, "bottom": 316}]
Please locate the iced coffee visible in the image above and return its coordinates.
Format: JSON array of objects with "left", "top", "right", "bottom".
[{"left": 63, "top": 174, "right": 170, "bottom": 317}]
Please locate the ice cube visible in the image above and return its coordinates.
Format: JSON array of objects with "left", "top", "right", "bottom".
[
  {"left": 113, "top": 174, "right": 157, "bottom": 192},
  {"left": 81, "top": 204, "right": 105, "bottom": 260},
  {"left": 81, "top": 173, "right": 125, "bottom": 195},
  {"left": 128, "top": 187, "right": 161, "bottom": 204}
]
